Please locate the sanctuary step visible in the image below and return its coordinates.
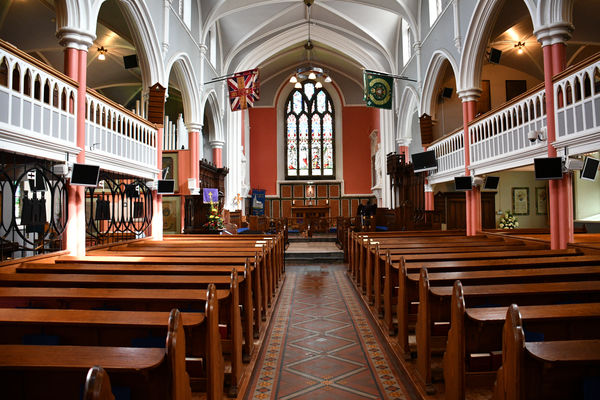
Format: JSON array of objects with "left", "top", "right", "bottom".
[
  {"left": 288, "top": 233, "right": 337, "bottom": 243},
  {"left": 285, "top": 235, "right": 343, "bottom": 262}
]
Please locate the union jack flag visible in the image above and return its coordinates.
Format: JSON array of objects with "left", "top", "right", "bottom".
[{"left": 227, "top": 68, "right": 260, "bottom": 111}]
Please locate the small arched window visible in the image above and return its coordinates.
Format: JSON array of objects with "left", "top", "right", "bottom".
[{"left": 285, "top": 81, "right": 335, "bottom": 179}]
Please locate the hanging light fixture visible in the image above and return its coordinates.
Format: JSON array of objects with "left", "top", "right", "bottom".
[
  {"left": 97, "top": 46, "right": 107, "bottom": 61},
  {"left": 514, "top": 41, "right": 525, "bottom": 54},
  {"left": 289, "top": 0, "right": 332, "bottom": 86}
]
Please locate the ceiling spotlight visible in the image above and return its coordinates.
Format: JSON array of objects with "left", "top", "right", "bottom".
[
  {"left": 514, "top": 41, "right": 525, "bottom": 54},
  {"left": 97, "top": 46, "right": 107, "bottom": 61},
  {"left": 289, "top": 75, "right": 298, "bottom": 84}
]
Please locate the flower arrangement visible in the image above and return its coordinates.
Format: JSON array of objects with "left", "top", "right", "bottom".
[
  {"left": 204, "top": 207, "right": 224, "bottom": 231},
  {"left": 498, "top": 210, "right": 519, "bottom": 229}
]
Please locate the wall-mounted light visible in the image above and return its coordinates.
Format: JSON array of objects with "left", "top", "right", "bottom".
[
  {"left": 97, "top": 46, "right": 107, "bottom": 61},
  {"left": 514, "top": 41, "right": 525, "bottom": 55}
]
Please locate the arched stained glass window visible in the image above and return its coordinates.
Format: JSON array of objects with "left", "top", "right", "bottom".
[{"left": 285, "top": 82, "right": 335, "bottom": 178}]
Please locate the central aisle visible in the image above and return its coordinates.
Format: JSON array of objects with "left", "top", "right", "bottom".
[{"left": 246, "top": 264, "right": 415, "bottom": 399}]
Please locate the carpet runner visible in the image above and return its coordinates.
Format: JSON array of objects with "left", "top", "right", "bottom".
[{"left": 246, "top": 264, "right": 414, "bottom": 399}]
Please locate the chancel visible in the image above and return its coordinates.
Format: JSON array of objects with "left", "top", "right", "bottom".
[{"left": 1, "top": 1, "right": 600, "bottom": 399}]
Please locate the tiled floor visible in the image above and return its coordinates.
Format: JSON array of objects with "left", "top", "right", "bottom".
[{"left": 246, "top": 264, "right": 415, "bottom": 399}]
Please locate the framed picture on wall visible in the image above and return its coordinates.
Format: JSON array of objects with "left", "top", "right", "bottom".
[
  {"left": 512, "top": 187, "right": 529, "bottom": 215},
  {"left": 162, "top": 196, "right": 181, "bottom": 234},
  {"left": 535, "top": 187, "right": 548, "bottom": 215},
  {"left": 161, "top": 152, "right": 179, "bottom": 192}
]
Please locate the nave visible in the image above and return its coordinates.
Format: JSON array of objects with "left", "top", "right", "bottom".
[{"left": 246, "top": 263, "right": 414, "bottom": 400}]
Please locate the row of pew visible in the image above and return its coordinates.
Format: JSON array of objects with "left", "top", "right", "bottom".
[
  {"left": 0, "top": 232, "right": 285, "bottom": 399},
  {"left": 346, "top": 230, "right": 600, "bottom": 399}
]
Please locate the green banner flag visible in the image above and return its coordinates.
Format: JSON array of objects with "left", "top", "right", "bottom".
[{"left": 364, "top": 71, "right": 393, "bottom": 109}]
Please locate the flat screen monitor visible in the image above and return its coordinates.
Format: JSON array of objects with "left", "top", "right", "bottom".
[
  {"left": 454, "top": 176, "right": 473, "bottom": 191},
  {"left": 412, "top": 150, "right": 437, "bottom": 173},
  {"left": 581, "top": 156, "right": 599, "bottom": 181},
  {"left": 70, "top": 163, "right": 100, "bottom": 187},
  {"left": 534, "top": 157, "right": 563, "bottom": 180},
  {"left": 157, "top": 179, "right": 175, "bottom": 194},
  {"left": 483, "top": 176, "right": 500, "bottom": 190}
]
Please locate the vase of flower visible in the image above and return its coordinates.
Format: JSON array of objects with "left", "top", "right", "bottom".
[
  {"left": 203, "top": 207, "right": 225, "bottom": 233},
  {"left": 498, "top": 210, "right": 519, "bottom": 229}
]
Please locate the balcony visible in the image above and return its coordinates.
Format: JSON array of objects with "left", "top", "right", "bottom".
[
  {"left": 0, "top": 39, "right": 158, "bottom": 180},
  {"left": 428, "top": 52, "right": 600, "bottom": 184}
]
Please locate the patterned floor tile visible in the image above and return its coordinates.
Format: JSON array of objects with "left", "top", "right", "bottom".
[{"left": 246, "top": 264, "right": 413, "bottom": 400}]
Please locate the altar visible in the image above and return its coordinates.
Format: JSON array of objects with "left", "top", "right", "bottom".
[{"left": 291, "top": 205, "right": 330, "bottom": 234}]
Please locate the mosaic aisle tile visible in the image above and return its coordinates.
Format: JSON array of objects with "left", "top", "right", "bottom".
[{"left": 246, "top": 265, "right": 413, "bottom": 399}]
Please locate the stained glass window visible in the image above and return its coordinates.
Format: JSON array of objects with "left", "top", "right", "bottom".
[{"left": 285, "top": 82, "right": 335, "bottom": 179}]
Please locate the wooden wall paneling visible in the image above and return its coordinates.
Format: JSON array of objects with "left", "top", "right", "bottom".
[
  {"left": 317, "top": 184, "right": 327, "bottom": 198},
  {"left": 330, "top": 184, "right": 340, "bottom": 198},
  {"left": 293, "top": 185, "right": 304, "bottom": 198},
  {"left": 265, "top": 200, "right": 271, "bottom": 217},
  {"left": 350, "top": 199, "right": 359, "bottom": 217},
  {"left": 330, "top": 199, "right": 340, "bottom": 217},
  {"left": 282, "top": 200, "right": 292, "bottom": 218},
  {"left": 272, "top": 200, "right": 281, "bottom": 218},
  {"left": 281, "top": 185, "right": 292, "bottom": 198},
  {"left": 341, "top": 199, "right": 349, "bottom": 217}
]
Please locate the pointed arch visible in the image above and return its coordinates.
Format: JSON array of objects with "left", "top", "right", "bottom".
[
  {"left": 201, "top": 90, "right": 223, "bottom": 143},
  {"left": 165, "top": 53, "right": 201, "bottom": 125},
  {"left": 459, "top": 0, "right": 537, "bottom": 92},
  {"left": 397, "top": 85, "right": 420, "bottom": 144},
  {"left": 421, "top": 49, "right": 459, "bottom": 117}
]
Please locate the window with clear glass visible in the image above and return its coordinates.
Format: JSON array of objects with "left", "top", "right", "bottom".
[
  {"left": 285, "top": 82, "right": 335, "bottom": 178},
  {"left": 429, "top": 0, "right": 443, "bottom": 26},
  {"left": 402, "top": 19, "right": 412, "bottom": 66}
]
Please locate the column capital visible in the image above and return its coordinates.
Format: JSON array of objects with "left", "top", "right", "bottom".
[
  {"left": 56, "top": 28, "right": 95, "bottom": 50},
  {"left": 396, "top": 137, "right": 411, "bottom": 147},
  {"left": 457, "top": 88, "right": 482, "bottom": 103},
  {"left": 535, "top": 22, "right": 573, "bottom": 47},
  {"left": 209, "top": 140, "right": 225, "bottom": 149},
  {"left": 199, "top": 44, "right": 208, "bottom": 56},
  {"left": 185, "top": 122, "right": 203, "bottom": 132}
]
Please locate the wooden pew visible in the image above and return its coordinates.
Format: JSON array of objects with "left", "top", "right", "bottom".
[
  {"left": 0, "top": 273, "right": 242, "bottom": 396},
  {"left": 368, "top": 242, "right": 548, "bottom": 315},
  {"left": 58, "top": 253, "right": 272, "bottom": 325},
  {"left": 84, "top": 366, "right": 115, "bottom": 400},
  {"left": 493, "top": 304, "right": 600, "bottom": 400},
  {"left": 415, "top": 269, "right": 600, "bottom": 393},
  {"left": 387, "top": 249, "right": 584, "bottom": 338},
  {"left": 0, "top": 308, "right": 195, "bottom": 400},
  {"left": 21, "top": 257, "right": 261, "bottom": 342},
  {"left": 443, "top": 282, "right": 600, "bottom": 400}
]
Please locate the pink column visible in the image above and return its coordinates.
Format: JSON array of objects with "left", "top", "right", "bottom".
[
  {"left": 151, "top": 126, "right": 164, "bottom": 239},
  {"left": 398, "top": 145, "right": 409, "bottom": 163},
  {"left": 462, "top": 101, "right": 479, "bottom": 235},
  {"left": 188, "top": 130, "right": 199, "bottom": 189},
  {"left": 64, "top": 48, "right": 87, "bottom": 256},
  {"left": 542, "top": 44, "right": 563, "bottom": 249},
  {"left": 213, "top": 147, "right": 223, "bottom": 168}
]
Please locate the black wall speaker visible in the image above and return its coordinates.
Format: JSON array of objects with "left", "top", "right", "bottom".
[
  {"left": 489, "top": 48, "right": 502, "bottom": 64},
  {"left": 441, "top": 87, "right": 453, "bottom": 99},
  {"left": 123, "top": 54, "right": 138, "bottom": 69}
]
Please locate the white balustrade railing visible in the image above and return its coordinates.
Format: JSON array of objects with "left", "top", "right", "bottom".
[
  {"left": 428, "top": 127, "right": 464, "bottom": 176},
  {"left": 469, "top": 86, "right": 547, "bottom": 166},
  {"left": 85, "top": 91, "right": 157, "bottom": 169},
  {"left": 554, "top": 55, "right": 600, "bottom": 142},
  {"left": 0, "top": 41, "right": 77, "bottom": 150}
]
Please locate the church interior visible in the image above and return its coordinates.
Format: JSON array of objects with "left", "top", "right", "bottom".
[{"left": 1, "top": 0, "right": 600, "bottom": 399}]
